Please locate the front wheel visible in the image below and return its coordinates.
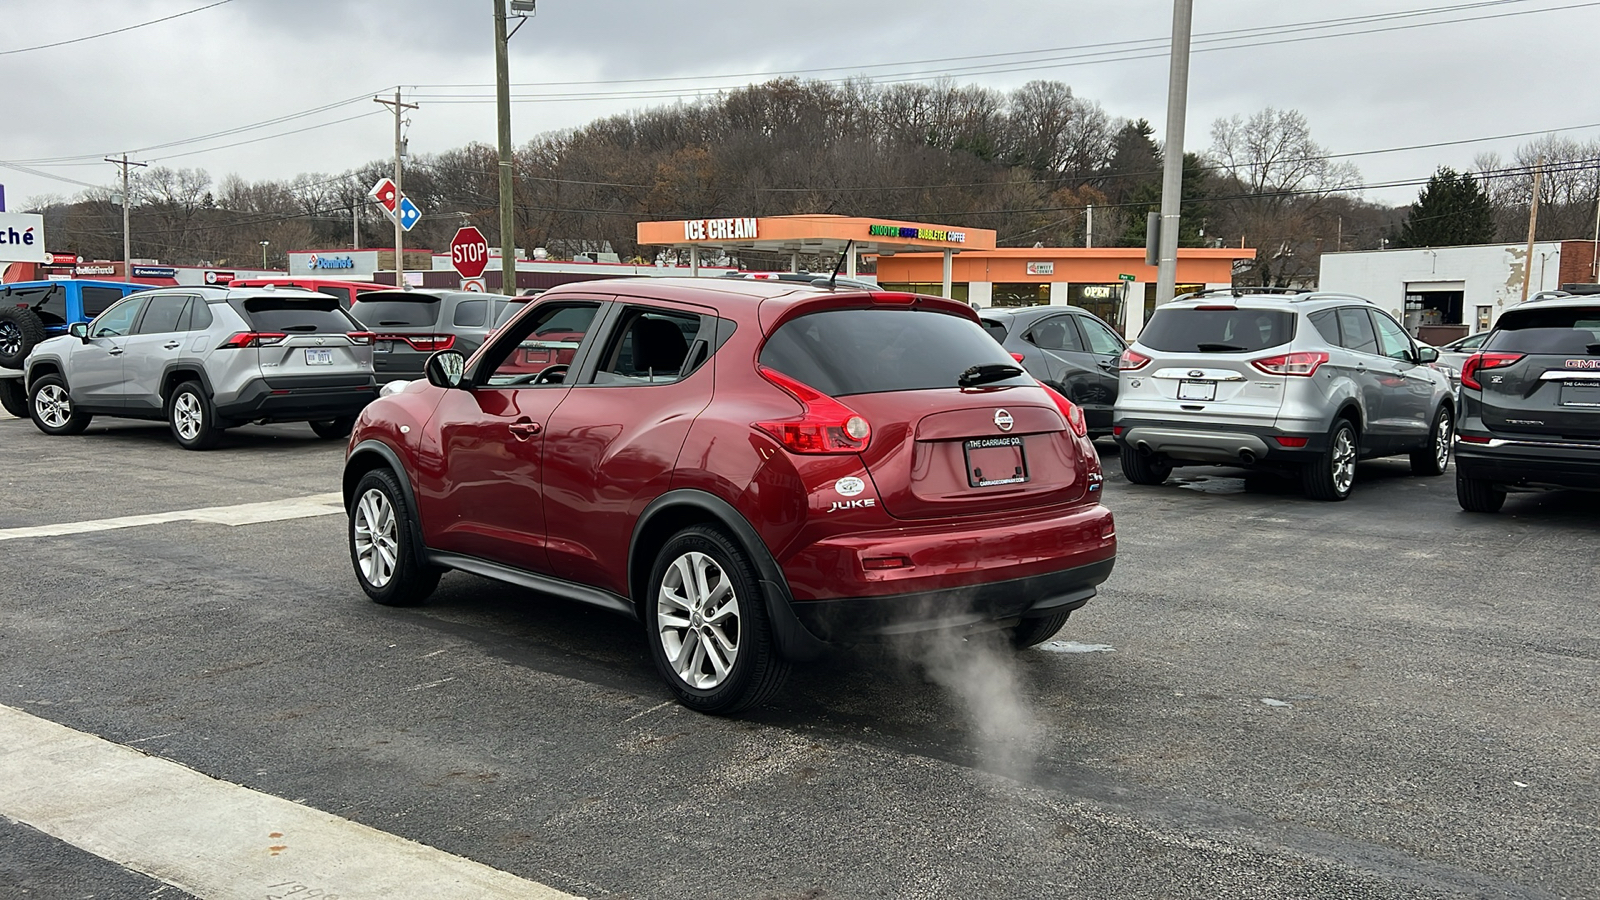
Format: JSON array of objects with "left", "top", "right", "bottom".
[
  {"left": 1456, "top": 472, "right": 1506, "bottom": 513},
  {"left": 0, "top": 379, "right": 27, "bottom": 418},
  {"left": 644, "top": 526, "right": 790, "bottom": 715},
  {"left": 348, "top": 468, "right": 440, "bottom": 606},
  {"left": 29, "top": 374, "right": 92, "bottom": 436},
  {"left": 310, "top": 417, "right": 356, "bottom": 440},
  {"left": 1119, "top": 444, "right": 1172, "bottom": 486},
  {"left": 1303, "top": 419, "right": 1357, "bottom": 501},
  {"left": 1410, "top": 406, "right": 1453, "bottom": 476}
]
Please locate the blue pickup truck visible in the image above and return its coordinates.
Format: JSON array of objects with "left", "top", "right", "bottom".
[{"left": 0, "top": 279, "right": 148, "bottom": 418}]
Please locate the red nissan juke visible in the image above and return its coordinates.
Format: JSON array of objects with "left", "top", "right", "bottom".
[{"left": 342, "top": 278, "right": 1116, "bottom": 713}]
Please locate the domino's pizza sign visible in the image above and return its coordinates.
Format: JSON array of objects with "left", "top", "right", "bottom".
[
  {"left": 308, "top": 254, "right": 355, "bottom": 270},
  {"left": 0, "top": 212, "right": 47, "bottom": 263}
]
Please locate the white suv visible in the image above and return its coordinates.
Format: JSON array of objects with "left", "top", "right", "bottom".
[{"left": 1113, "top": 289, "right": 1455, "bottom": 501}]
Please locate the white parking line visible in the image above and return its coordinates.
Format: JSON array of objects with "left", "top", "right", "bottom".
[
  {"left": 0, "top": 493, "right": 347, "bottom": 542},
  {"left": 0, "top": 704, "right": 584, "bottom": 900}
]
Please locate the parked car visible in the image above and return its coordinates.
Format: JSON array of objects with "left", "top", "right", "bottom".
[
  {"left": 0, "top": 279, "right": 148, "bottom": 416},
  {"left": 979, "top": 305, "right": 1125, "bottom": 436},
  {"left": 349, "top": 289, "right": 525, "bottom": 383},
  {"left": 1454, "top": 292, "right": 1600, "bottom": 512},
  {"left": 228, "top": 277, "right": 388, "bottom": 309},
  {"left": 1113, "top": 289, "right": 1454, "bottom": 501},
  {"left": 1431, "top": 331, "right": 1490, "bottom": 387},
  {"left": 24, "top": 285, "right": 376, "bottom": 449},
  {"left": 342, "top": 279, "right": 1116, "bottom": 713}
]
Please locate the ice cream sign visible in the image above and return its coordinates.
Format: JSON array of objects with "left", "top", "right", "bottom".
[{"left": 0, "top": 213, "right": 47, "bottom": 263}]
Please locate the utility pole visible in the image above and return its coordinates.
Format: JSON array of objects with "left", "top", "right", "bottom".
[
  {"left": 105, "top": 153, "right": 147, "bottom": 270},
  {"left": 1521, "top": 158, "right": 1545, "bottom": 303},
  {"left": 375, "top": 90, "right": 418, "bottom": 288},
  {"left": 494, "top": 0, "right": 531, "bottom": 296},
  {"left": 1154, "top": 0, "right": 1194, "bottom": 305},
  {"left": 1084, "top": 204, "right": 1094, "bottom": 249}
]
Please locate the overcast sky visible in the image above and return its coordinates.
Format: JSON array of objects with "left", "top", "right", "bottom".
[{"left": 3, "top": 0, "right": 1595, "bottom": 212}]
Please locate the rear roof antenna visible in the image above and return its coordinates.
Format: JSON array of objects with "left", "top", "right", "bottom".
[{"left": 827, "top": 240, "right": 854, "bottom": 291}]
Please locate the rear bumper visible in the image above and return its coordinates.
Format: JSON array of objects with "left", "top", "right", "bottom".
[
  {"left": 216, "top": 376, "right": 378, "bottom": 422},
  {"left": 1455, "top": 437, "right": 1600, "bottom": 490},
  {"left": 1113, "top": 417, "right": 1328, "bottom": 465}
]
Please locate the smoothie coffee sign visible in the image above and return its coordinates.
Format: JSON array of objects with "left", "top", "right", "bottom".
[{"left": 867, "top": 223, "right": 966, "bottom": 243}]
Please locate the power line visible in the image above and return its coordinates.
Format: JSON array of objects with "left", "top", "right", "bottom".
[{"left": 0, "top": 0, "right": 238, "bottom": 57}]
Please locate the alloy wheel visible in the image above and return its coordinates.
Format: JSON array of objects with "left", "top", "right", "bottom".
[
  {"left": 172, "top": 392, "right": 204, "bottom": 441},
  {"left": 36, "top": 384, "right": 71, "bottom": 428},
  {"left": 657, "top": 550, "right": 741, "bottom": 690},
  {"left": 1332, "top": 427, "right": 1356, "bottom": 495},
  {"left": 1435, "top": 413, "right": 1453, "bottom": 470},
  {"left": 0, "top": 322, "right": 19, "bottom": 358},
  {"left": 352, "top": 488, "right": 399, "bottom": 589}
]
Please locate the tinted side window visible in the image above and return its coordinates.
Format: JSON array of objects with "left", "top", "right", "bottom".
[
  {"left": 135, "top": 294, "right": 190, "bottom": 334},
  {"left": 1336, "top": 308, "right": 1379, "bottom": 355},
  {"left": 81, "top": 287, "right": 127, "bottom": 318},
  {"left": 1077, "top": 316, "right": 1125, "bottom": 355},
  {"left": 6, "top": 286, "right": 65, "bottom": 326},
  {"left": 316, "top": 286, "right": 352, "bottom": 307},
  {"left": 1308, "top": 309, "right": 1341, "bottom": 345},
  {"left": 452, "top": 299, "right": 487, "bottom": 327},
  {"left": 90, "top": 296, "right": 147, "bottom": 338},
  {"left": 979, "top": 319, "right": 1009, "bottom": 343},
  {"left": 188, "top": 300, "right": 214, "bottom": 332},
  {"left": 1372, "top": 313, "right": 1414, "bottom": 361},
  {"left": 1028, "top": 316, "right": 1083, "bottom": 352},
  {"left": 593, "top": 308, "right": 705, "bottom": 385}
]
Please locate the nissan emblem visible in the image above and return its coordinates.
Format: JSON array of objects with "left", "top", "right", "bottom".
[{"left": 994, "top": 409, "right": 1014, "bottom": 432}]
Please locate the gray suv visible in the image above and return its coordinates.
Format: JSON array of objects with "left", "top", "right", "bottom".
[
  {"left": 1113, "top": 289, "right": 1455, "bottom": 501},
  {"left": 24, "top": 286, "right": 377, "bottom": 449},
  {"left": 350, "top": 290, "right": 525, "bottom": 383}
]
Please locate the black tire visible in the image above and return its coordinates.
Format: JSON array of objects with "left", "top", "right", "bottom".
[
  {"left": 1119, "top": 444, "right": 1172, "bottom": 486},
  {"left": 28, "top": 374, "right": 92, "bottom": 436},
  {"left": 0, "top": 307, "right": 47, "bottom": 370},
  {"left": 0, "top": 379, "right": 27, "bottom": 418},
  {"left": 1011, "top": 609, "right": 1072, "bottom": 649},
  {"left": 310, "top": 417, "right": 356, "bottom": 440},
  {"left": 1456, "top": 472, "right": 1507, "bottom": 513},
  {"left": 348, "top": 468, "right": 441, "bottom": 606},
  {"left": 1410, "top": 405, "right": 1453, "bottom": 476},
  {"left": 1303, "top": 419, "right": 1357, "bottom": 502},
  {"left": 166, "top": 381, "right": 222, "bottom": 450},
  {"left": 644, "top": 526, "right": 791, "bottom": 715}
]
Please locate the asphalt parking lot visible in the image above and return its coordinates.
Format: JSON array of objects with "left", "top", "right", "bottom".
[{"left": 1, "top": 409, "right": 1595, "bottom": 900}]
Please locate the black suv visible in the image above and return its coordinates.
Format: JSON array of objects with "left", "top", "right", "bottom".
[{"left": 1455, "top": 293, "right": 1600, "bottom": 512}]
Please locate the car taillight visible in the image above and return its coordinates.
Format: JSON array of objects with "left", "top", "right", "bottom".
[
  {"left": 754, "top": 365, "right": 871, "bottom": 454},
  {"left": 377, "top": 334, "right": 456, "bottom": 351},
  {"left": 1459, "top": 352, "right": 1524, "bottom": 390},
  {"left": 1459, "top": 434, "right": 1491, "bottom": 444},
  {"left": 1252, "top": 351, "right": 1328, "bottom": 377},
  {"left": 347, "top": 331, "right": 374, "bottom": 345},
  {"left": 218, "top": 332, "right": 288, "bottom": 349},
  {"left": 1118, "top": 349, "right": 1151, "bottom": 371},
  {"left": 1274, "top": 436, "right": 1310, "bottom": 448},
  {"left": 1041, "top": 384, "right": 1089, "bottom": 438},
  {"left": 1010, "top": 352, "right": 1025, "bottom": 363}
]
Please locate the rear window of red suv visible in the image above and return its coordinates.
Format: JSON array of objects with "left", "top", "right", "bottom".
[{"left": 759, "top": 307, "right": 1029, "bottom": 396}]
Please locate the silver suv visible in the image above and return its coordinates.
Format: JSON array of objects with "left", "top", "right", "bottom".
[
  {"left": 24, "top": 286, "right": 377, "bottom": 449},
  {"left": 1113, "top": 289, "right": 1455, "bottom": 501},
  {"left": 350, "top": 289, "right": 526, "bottom": 383}
]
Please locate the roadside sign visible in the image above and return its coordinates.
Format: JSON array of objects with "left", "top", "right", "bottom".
[
  {"left": 397, "top": 196, "right": 422, "bottom": 232},
  {"left": 368, "top": 178, "right": 398, "bottom": 215},
  {"left": 0, "top": 212, "right": 47, "bottom": 263},
  {"left": 1118, "top": 273, "right": 1136, "bottom": 282},
  {"left": 460, "top": 277, "right": 486, "bottom": 292},
  {"left": 450, "top": 226, "right": 489, "bottom": 278}
]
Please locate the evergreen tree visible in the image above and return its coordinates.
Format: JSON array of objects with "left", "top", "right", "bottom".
[
  {"left": 1394, "top": 167, "right": 1496, "bottom": 247},
  {"left": 1120, "top": 152, "right": 1211, "bottom": 248}
]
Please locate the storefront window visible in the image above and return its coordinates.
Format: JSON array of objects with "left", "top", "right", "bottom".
[
  {"left": 1069, "top": 284, "right": 1124, "bottom": 328},
  {"left": 991, "top": 283, "right": 1049, "bottom": 308},
  {"left": 878, "top": 283, "right": 969, "bottom": 302}
]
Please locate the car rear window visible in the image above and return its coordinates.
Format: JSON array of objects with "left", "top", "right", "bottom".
[
  {"left": 236, "top": 296, "right": 357, "bottom": 333},
  {"left": 351, "top": 296, "right": 442, "bottom": 328},
  {"left": 759, "top": 307, "right": 1029, "bottom": 397},
  {"left": 1486, "top": 307, "right": 1600, "bottom": 354},
  {"left": 979, "top": 318, "right": 1009, "bottom": 342},
  {"left": 1140, "top": 307, "right": 1297, "bottom": 353},
  {"left": 493, "top": 299, "right": 530, "bottom": 327}
]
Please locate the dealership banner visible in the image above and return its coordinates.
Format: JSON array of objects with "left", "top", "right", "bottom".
[{"left": 0, "top": 212, "right": 47, "bottom": 263}]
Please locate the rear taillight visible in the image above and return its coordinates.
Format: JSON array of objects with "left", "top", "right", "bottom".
[
  {"left": 754, "top": 366, "right": 871, "bottom": 454},
  {"left": 376, "top": 334, "right": 456, "bottom": 351},
  {"left": 218, "top": 332, "right": 288, "bottom": 349},
  {"left": 1042, "top": 384, "right": 1088, "bottom": 438},
  {"left": 1459, "top": 352, "right": 1524, "bottom": 390},
  {"left": 1252, "top": 351, "right": 1328, "bottom": 377},
  {"left": 1010, "top": 352, "right": 1026, "bottom": 363},
  {"left": 347, "top": 331, "right": 374, "bottom": 345},
  {"left": 1274, "top": 436, "right": 1310, "bottom": 448},
  {"left": 1118, "top": 349, "right": 1151, "bottom": 371}
]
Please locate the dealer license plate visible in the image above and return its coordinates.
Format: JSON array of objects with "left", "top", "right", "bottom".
[
  {"left": 1178, "top": 380, "right": 1217, "bottom": 401},
  {"left": 1559, "top": 381, "right": 1600, "bottom": 407},
  {"left": 305, "top": 348, "right": 334, "bottom": 366},
  {"left": 964, "top": 436, "right": 1028, "bottom": 488}
]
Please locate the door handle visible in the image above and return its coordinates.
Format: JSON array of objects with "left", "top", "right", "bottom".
[
  {"left": 163, "top": 342, "right": 181, "bottom": 350},
  {"left": 108, "top": 348, "right": 123, "bottom": 355},
  {"left": 508, "top": 420, "right": 542, "bottom": 440}
]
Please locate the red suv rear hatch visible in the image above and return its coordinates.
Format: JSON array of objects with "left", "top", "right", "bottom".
[{"left": 757, "top": 303, "right": 1092, "bottom": 519}]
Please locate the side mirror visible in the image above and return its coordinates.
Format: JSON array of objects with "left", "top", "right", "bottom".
[
  {"left": 1416, "top": 346, "right": 1439, "bottom": 364},
  {"left": 424, "top": 349, "right": 467, "bottom": 389},
  {"left": 69, "top": 322, "right": 90, "bottom": 342}
]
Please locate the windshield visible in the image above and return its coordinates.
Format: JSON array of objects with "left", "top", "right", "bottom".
[{"left": 1139, "top": 307, "right": 1297, "bottom": 353}]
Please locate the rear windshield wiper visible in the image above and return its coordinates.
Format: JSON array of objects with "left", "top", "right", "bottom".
[
  {"left": 958, "top": 363, "right": 1023, "bottom": 388},
  {"left": 377, "top": 320, "right": 412, "bottom": 326},
  {"left": 282, "top": 325, "right": 319, "bottom": 332},
  {"left": 1195, "top": 342, "right": 1247, "bottom": 352}
]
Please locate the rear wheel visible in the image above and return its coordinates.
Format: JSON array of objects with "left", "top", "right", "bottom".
[
  {"left": 310, "top": 417, "right": 356, "bottom": 440},
  {"left": 0, "top": 379, "right": 27, "bottom": 418},
  {"left": 1410, "top": 406, "right": 1453, "bottom": 476},
  {"left": 1456, "top": 472, "right": 1506, "bottom": 513},
  {"left": 1303, "top": 419, "right": 1357, "bottom": 501},
  {"left": 349, "top": 468, "right": 440, "bottom": 606},
  {"left": 644, "top": 526, "right": 790, "bottom": 715},
  {"left": 167, "top": 381, "right": 222, "bottom": 450},
  {"left": 29, "top": 374, "right": 92, "bottom": 436},
  {"left": 1119, "top": 444, "right": 1171, "bottom": 486},
  {"left": 0, "top": 307, "right": 46, "bottom": 369},
  {"left": 1011, "top": 609, "right": 1072, "bottom": 649}
]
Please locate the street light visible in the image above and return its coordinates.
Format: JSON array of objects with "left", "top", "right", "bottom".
[{"left": 260, "top": 240, "right": 270, "bottom": 269}]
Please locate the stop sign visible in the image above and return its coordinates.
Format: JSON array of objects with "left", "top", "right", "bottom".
[{"left": 450, "top": 226, "right": 490, "bottom": 279}]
